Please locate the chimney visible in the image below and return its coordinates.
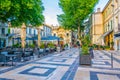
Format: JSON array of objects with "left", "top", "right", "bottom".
[{"left": 97, "top": 8, "right": 101, "bottom": 12}]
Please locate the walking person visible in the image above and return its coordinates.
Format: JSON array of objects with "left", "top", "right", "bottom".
[{"left": 89, "top": 46, "right": 94, "bottom": 59}]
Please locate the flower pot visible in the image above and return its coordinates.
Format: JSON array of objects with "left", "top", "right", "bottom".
[{"left": 80, "top": 54, "right": 91, "bottom": 65}]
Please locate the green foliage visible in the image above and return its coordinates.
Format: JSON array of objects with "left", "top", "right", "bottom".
[
  {"left": 100, "top": 45, "right": 104, "bottom": 49},
  {"left": 0, "top": 0, "right": 11, "bottom": 22},
  {"left": 28, "top": 44, "right": 35, "bottom": 48},
  {"left": 8, "top": 28, "right": 10, "bottom": 34},
  {"left": 93, "top": 44, "right": 98, "bottom": 48},
  {"left": 12, "top": 43, "right": 21, "bottom": 48},
  {"left": 0, "top": 0, "right": 44, "bottom": 27},
  {"left": 64, "top": 43, "right": 68, "bottom": 47},
  {"left": 39, "top": 43, "right": 45, "bottom": 49},
  {"left": 104, "top": 46, "right": 110, "bottom": 49},
  {"left": 110, "top": 42, "right": 114, "bottom": 46},
  {"left": 48, "top": 42, "right": 55, "bottom": 48},
  {"left": 58, "top": 0, "right": 98, "bottom": 33},
  {"left": 81, "top": 35, "right": 90, "bottom": 55}
]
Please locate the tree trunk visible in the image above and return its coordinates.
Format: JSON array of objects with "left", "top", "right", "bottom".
[
  {"left": 37, "top": 27, "right": 41, "bottom": 47},
  {"left": 78, "top": 27, "right": 80, "bottom": 40},
  {"left": 21, "top": 23, "right": 26, "bottom": 48},
  {"left": 78, "top": 26, "right": 82, "bottom": 47}
]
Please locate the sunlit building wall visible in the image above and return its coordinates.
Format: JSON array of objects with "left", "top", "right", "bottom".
[{"left": 90, "top": 0, "right": 120, "bottom": 50}]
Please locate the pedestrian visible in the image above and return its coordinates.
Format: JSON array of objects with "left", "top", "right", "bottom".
[{"left": 89, "top": 47, "right": 94, "bottom": 59}]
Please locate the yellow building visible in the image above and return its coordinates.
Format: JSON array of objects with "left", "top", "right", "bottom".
[
  {"left": 90, "top": 0, "right": 120, "bottom": 50},
  {"left": 102, "top": 0, "right": 114, "bottom": 47},
  {"left": 52, "top": 26, "right": 71, "bottom": 46}
]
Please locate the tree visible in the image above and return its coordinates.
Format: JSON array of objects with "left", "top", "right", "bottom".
[
  {"left": 58, "top": 0, "right": 98, "bottom": 40},
  {"left": 0, "top": 0, "right": 11, "bottom": 22},
  {"left": 0, "top": 0, "right": 44, "bottom": 48}
]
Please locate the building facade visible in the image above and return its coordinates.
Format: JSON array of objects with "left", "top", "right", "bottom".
[
  {"left": 0, "top": 22, "right": 8, "bottom": 48},
  {"left": 9, "top": 24, "right": 53, "bottom": 46},
  {"left": 113, "top": 0, "right": 120, "bottom": 50},
  {"left": 41, "top": 24, "right": 52, "bottom": 38},
  {"left": 90, "top": 8, "right": 104, "bottom": 45},
  {"left": 90, "top": 0, "right": 120, "bottom": 50},
  {"left": 52, "top": 26, "right": 72, "bottom": 46}
]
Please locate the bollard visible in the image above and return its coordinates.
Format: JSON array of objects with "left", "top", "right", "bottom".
[{"left": 111, "top": 53, "right": 113, "bottom": 68}]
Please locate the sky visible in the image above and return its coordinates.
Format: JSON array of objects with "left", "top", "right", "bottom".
[{"left": 42, "top": 0, "right": 109, "bottom": 26}]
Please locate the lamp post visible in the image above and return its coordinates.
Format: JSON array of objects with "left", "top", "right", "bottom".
[{"left": 111, "top": 0, "right": 115, "bottom": 68}]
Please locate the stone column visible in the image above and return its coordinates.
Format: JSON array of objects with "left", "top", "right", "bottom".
[
  {"left": 118, "top": 7, "right": 120, "bottom": 32},
  {"left": 37, "top": 27, "right": 41, "bottom": 47},
  {"left": 21, "top": 23, "right": 26, "bottom": 48}
]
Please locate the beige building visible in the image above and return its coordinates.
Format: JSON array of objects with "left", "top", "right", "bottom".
[
  {"left": 90, "top": 0, "right": 120, "bottom": 50},
  {"left": 52, "top": 26, "right": 71, "bottom": 46},
  {"left": 90, "top": 8, "right": 104, "bottom": 45}
]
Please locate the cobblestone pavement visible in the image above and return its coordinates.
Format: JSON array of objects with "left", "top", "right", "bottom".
[
  {"left": 75, "top": 50, "right": 120, "bottom": 80},
  {"left": 0, "top": 48, "right": 79, "bottom": 80},
  {"left": 0, "top": 49, "right": 120, "bottom": 80}
]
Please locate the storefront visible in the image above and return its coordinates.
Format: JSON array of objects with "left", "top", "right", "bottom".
[
  {"left": 100, "top": 30, "right": 113, "bottom": 47},
  {"left": 105, "top": 32, "right": 113, "bottom": 47},
  {"left": 114, "top": 33, "right": 120, "bottom": 50}
]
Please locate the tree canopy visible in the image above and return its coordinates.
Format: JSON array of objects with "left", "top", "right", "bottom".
[
  {"left": 0, "top": 0, "right": 44, "bottom": 27},
  {"left": 57, "top": 0, "right": 98, "bottom": 30}
]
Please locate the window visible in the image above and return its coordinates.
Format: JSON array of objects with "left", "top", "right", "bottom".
[
  {"left": 34, "top": 30, "right": 36, "bottom": 35},
  {"left": 2, "top": 28, "right": 5, "bottom": 34},
  {"left": 54, "top": 33, "right": 56, "bottom": 36},
  {"left": 111, "top": 20, "right": 113, "bottom": 29},
  {"left": 12, "top": 29, "right": 14, "bottom": 33},
  {"left": 66, "top": 33, "right": 69, "bottom": 36},
  {"left": 108, "top": 22, "right": 110, "bottom": 30},
  {"left": 29, "top": 28, "right": 31, "bottom": 34}
]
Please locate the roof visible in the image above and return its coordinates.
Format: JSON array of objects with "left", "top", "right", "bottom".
[
  {"left": 43, "top": 24, "right": 52, "bottom": 29},
  {"left": 102, "top": 0, "right": 112, "bottom": 12}
]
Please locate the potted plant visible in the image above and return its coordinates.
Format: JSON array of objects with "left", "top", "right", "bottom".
[
  {"left": 105, "top": 46, "right": 110, "bottom": 50},
  {"left": 12, "top": 43, "right": 21, "bottom": 48},
  {"left": 93, "top": 44, "right": 97, "bottom": 50},
  {"left": 39, "top": 43, "right": 45, "bottom": 52},
  {"left": 80, "top": 35, "right": 91, "bottom": 65},
  {"left": 48, "top": 42, "right": 55, "bottom": 52},
  {"left": 110, "top": 42, "right": 114, "bottom": 50},
  {"left": 28, "top": 44, "right": 35, "bottom": 48}
]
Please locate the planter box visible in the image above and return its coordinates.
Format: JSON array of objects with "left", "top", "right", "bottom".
[{"left": 80, "top": 54, "right": 91, "bottom": 65}]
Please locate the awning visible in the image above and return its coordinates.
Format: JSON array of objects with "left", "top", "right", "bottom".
[
  {"left": 100, "top": 29, "right": 113, "bottom": 39},
  {"left": 115, "top": 37, "right": 120, "bottom": 40},
  {"left": 14, "top": 35, "right": 61, "bottom": 41},
  {"left": 41, "top": 36, "right": 60, "bottom": 41},
  {"left": 114, "top": 32, "right": 120, "bottom": 37}
]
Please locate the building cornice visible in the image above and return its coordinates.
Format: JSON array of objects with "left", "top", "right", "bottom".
[{"left": 102, "top": 0, "right": 112, "bottom": 13}]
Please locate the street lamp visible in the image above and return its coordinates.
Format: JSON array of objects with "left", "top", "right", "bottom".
[{"left": 110, "top": 1, "right": 115, "bottom": 68}]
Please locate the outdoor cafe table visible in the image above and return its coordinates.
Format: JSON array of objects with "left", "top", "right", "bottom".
[{"left": 5, "top": 54, "right": 17, "bottom": 66}]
